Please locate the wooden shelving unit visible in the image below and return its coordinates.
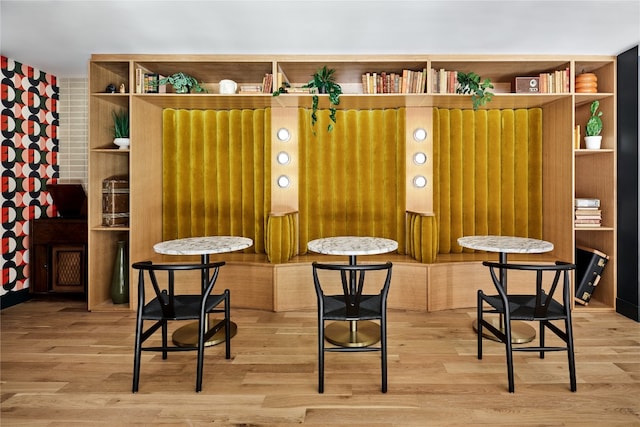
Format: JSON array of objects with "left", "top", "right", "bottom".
[{"left": 88, "top": 54, "right": 616, "bottom": 312}]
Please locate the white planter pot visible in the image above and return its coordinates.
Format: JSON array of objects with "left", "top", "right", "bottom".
[
  {"left": 584, "top": 135, "right": 602, "bottom": 150},
  {"left": 113, "top": 137, "right": 130, "bottom": 150}
]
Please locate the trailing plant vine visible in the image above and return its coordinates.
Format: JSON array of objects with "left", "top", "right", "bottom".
[{"left": 273, "top": 66, "right": 342, "bottom": 133}]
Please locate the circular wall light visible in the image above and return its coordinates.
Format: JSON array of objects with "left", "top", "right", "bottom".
[
  {"left": 413, "top": 152, "right": 427, "bottom": 165},
  {"left": 276, "top": 128, "right": 291, "bottom": 142},
  {"left": 277, "top": 175, "right": 290, "bottom": 188},
  {"left": 276, "top": 151, "right": 290, "bottom": 165},
  {"left": 413, "top": 175, "right": 427, "bottom": 188},
  {"left": 413, "top": 128, "right": 427, "bottom": 142}
]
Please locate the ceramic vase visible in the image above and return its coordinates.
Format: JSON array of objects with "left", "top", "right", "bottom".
[{"left": 110, "top": 240, "right": 129, "bottom": 304}]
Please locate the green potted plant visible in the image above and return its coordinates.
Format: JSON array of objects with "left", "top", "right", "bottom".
[
  {"left": 272, "top": 66, "right": 342, "bottom": 132},
  {"left": 456, "top": 71, "right": 494, "bottom": 110},
  {"left": 112, "top": 109, "right": 129, "bottom": 149},
  {"left": 304, "top": 66, "right": 342, "bottom": 132},
  {"left": 154, "top": 72, "right": 207, "bottom": 94},
  {"left": 584, "top": 100, "right": 603, "bottom": 149}
]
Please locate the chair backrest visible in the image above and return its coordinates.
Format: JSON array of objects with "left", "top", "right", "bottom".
[
  {"left": 312, "top": 262, "right": 393, "bottom": 317},
  {"left": 132, "top": 261, "right": 226, "bottom": 318},
  {"left": 482, "top": 261, "right": 576, "bottom": 316}
]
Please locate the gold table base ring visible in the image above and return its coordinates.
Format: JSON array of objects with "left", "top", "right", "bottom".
[
  {"left": 473, "top": 318, "right": 536, "bottom": 344},
  {"left": 172, "top": 319, "right": 238, "bottom": 348},
  {"left": 324, "top": 320, "right": 380, "bottom": 348}
]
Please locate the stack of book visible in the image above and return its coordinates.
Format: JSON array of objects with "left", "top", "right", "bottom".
[
  {"left": 239, "top": 84, "right": 263, "bottom": 94},
  {"left": 361, "top": 69, "right": 427, "bottom": 94},
  {"left": 537, "top": 67, "right": 571, "bottom": 93},
  {"left": 430, "top": 68, "right": 458, "bottom": 93},
  {"left": 575, "top": 198, "right": 601, "bottom": 227},
  {"left": 574, "top": 245, "right": 609, "bottom": 305},
  {"left": 135, "top": 68, "right": 166, "bottom": 94}
]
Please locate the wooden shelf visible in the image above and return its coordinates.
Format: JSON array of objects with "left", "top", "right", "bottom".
[
  {"left": 87, "top": 53, "right": 617, "bottom": 312},
  {"left": 92, "top": 147, "right": 130, "bottom": 153}
]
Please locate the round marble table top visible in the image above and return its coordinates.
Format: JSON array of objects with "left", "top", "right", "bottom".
[
  {"left": 457, "top": 235, "right": 553, "bottom": 254},
  {"left": 154, "top": 236, "right": 253, "bottom": 256},
  {"left": 307, "top": 236, "right": 398, "bottom": 256}
]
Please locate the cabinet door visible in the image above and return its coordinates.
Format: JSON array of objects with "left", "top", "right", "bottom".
[
  {"left": 51, "top": 246, "right": 86, "bottom": 293},
  {"left": 30, "top": 245, "right": 50, "bottom": 293}
]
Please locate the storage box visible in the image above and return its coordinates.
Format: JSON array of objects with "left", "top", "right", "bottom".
[
  {"left": 574, "top": 245, "right": 609, "bottom": 305},
  {"left": 513, "top": 77, "right": 540, "bottom": 93},
  {"left": 102, "top": 176, "right": 129, "bottom": 227}
]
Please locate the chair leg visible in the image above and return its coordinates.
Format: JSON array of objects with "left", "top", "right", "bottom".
[
  {"left": 196, "top": 316, "right": 206, "bottom": 392},
  {"left": 504, "top": 316, "right": 515, "bottom": 393},
  {"left": 225, "top": 291, "right": 231, "bottom": 359},
  {"left": 565, "top": 316, "right": 577, "bottom": 392},
  {"left": 477, "top": 291, "right": 483, "bottom": 360},
  {"left": 539, "top": 320, "right": 546, "bottom": 359},
  {"left": 318, "top": 315, "right": 325, "bottom": 394},
  {"left": 161, "top": 320, "right": 168, "bottom": 360},
  {"left": 381, "top": 317, "right": 388, "bottom": 393},
  {"left": 132, "top": 317, "right": 143, "bottom": 393}
]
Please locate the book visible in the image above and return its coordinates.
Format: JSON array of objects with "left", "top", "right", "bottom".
[
  {"left": 575, "top": 204, "right": 602, "bottom": 226},
  {"left": 575, "top": 215, "right": 601, "bottom": 220},
  {"left": 575, "top": 198, "right": 600, "bottom": 208},
  {"left": 574, "top": 245, "right": 609, "bottom": 305},
  {"left": 261, "top": 73, "right": 273, "bottom": 93},
  {"left": 575, "top": 208, "right": 601, "bottom": 214},
  {"left": 144, "top": 73, "right": 159, "bottom": 93}
]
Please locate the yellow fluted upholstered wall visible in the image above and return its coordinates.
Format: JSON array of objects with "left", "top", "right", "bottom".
[
  {"left": 433, "top": 107, "right": 543, "bottom": 254},
  {"left": 161, "top": 108, "right": 271, "bottom": 254},
  {"left": 297, "top": 108, "right": 407, "bottom": 255},
  {"left": 161, "top": 106, "right": 542, "bottom": 263}
]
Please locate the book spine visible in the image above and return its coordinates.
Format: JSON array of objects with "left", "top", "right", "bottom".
[{"left": 135, "top": 68, "right": 142, "bottom": 94}]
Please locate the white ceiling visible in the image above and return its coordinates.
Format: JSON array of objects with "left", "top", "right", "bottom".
[{"left": 1, "top": 0, "right": 639, "bottom": 78}]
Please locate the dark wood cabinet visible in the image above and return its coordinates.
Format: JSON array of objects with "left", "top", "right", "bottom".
[{"left": 30, "top": 218, "right": 87, "bottom": 294}]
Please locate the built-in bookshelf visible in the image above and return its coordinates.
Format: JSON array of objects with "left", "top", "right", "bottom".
[{"left": 87, "top": 54, "right": 617, "bottom": 313}]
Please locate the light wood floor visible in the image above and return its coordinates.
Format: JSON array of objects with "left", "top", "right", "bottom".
[{"left": 2, "top": 296, "right": 640, "bottom": 426}]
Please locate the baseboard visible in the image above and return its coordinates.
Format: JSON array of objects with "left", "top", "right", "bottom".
[
  {"left": 616, "top": 298, "right": 640, "bottom": 322},
  {"left": 1, "top": 289, "right": 31, "bottom": 310}
]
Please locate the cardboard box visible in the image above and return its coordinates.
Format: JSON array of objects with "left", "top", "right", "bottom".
[
  {"left": 102, "top": 176, "right": 129, "bottom": 227},
  {"left": 513, "top": 77, "right": 540, "bottom": 93}
]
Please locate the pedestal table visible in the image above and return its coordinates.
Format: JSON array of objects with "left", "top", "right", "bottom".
[
  {"left": 458, "top": 235, "right": 554, "bottom": 344},
  {"left": 307, "top": 236, "right": 398, "bottom": 348},
  {"left": 153, "top": 236, "right": 253, "bottom": 347}
]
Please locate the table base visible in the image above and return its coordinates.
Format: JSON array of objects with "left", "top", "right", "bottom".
[
  {"left": 172, "top": 319, "right": 237, "bottom": 348},
  {"left": 324, "top": 320, "right": 380, "bottom": 348},
  {"left": 473, "top": 318, "right": 536, "bottom": 344}
]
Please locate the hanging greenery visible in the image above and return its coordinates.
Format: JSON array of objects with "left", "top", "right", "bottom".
[
  {"left": 456, "top": 71, "right": 494, "bottom": 110},
  {"left": 273, "top": 66, "right": 342, "bottom": 133}
]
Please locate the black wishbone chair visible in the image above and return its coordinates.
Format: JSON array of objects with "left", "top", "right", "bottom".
[
  {"left": 477, "top": 260, "right": 577, "bottom": 392},
  {"left": 312, "top": 261, "right": 393, "bottom": 393},
  {"left": 131, "top": 260, "right": 230, "bottom": 392}
]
